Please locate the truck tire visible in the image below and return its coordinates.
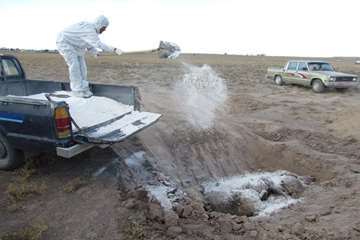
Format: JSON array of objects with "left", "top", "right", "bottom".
[
  {"left": 0, "top": 133, "right": 24, "bottom": 170},
  {"left": 274, "top": 75, "right": 284, "bottom": 86},
  {"left": 312, "top": 79, "right": 325, "bottom": 93}
]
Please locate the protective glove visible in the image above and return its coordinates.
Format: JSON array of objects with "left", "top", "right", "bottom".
[
  {"left": 114, "top": 48, "right": 123, "bottom": 55},
  {"left": 87, "top": 47, "right": 99, "bottom": 58}
]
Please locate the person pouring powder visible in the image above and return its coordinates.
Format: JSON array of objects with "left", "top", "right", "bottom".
[{"left": 56, "top": 15, "right": 122, "bottom": 98}]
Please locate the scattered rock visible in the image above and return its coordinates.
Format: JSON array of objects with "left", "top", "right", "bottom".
[
  {"left": 202, "top": 230, "right": 222, "bottom": 240},
  {"left": 131, "top": 188, "right": 148, "bottom": 201},
  {"left": 189, "top": 202, "right": 208, "bottom": 220},
  {"left": 280, "top": 175, "right": 305, "bottom": 197},
  {"left": 319, "top": 208, "right": 332, "bottom": 217},
  {"left": 270, "top": 132, "right": 282, "bottom": 141},
  {"left": 233, "top": 193, "right": 257, "bottom": 217},
  {"left": 249, "top": 230, "right": 258, "bottom": 238},
  {"left": 325, "top": 119, "right": 333, "bottom": 124},
  {"left": 232, "top": 222, "right": 242, "bottom": 231},
  {"left": 344, "top": 181, "right": 353, "bottom": 188},
  {"left": 224, "top": 234, "right": 239, "bottom": 240},
  {"left": 321, "top": 180, "right": 336, "bottom": 188},
  {"left": 164, "top": 211, "right": 179, "bottom": 226},
  {"left": 167, "top": 226, "right": 183, "bottom": 237},
  {"left": 85, "top": 231, "right": 98, "bottom": 240},
  {"left": 174, "top": 204, "right": 185, "bottom": 217},
  {"left": 181, "top": 205, "right": 193, "bottom": 218},
  {"left": 301, "top": 176, "right": 316, "bottom": 185},
  {"left": 148, "top": 203, "right": 164, "bottom": 222},
  {"left": 305, "top": 215, "right": 318, "bottom": 223},
  {"left": 234, "top": 216, "right": 248, "bottom": 224},
  {"left": 291, "top": 222, "right": 305, "bottom": 235},
  {"left": 183, "top": 224, "right": 204, "bottom": 235},
  {"left": 243, "top": 221, "right": 256, "bottom": 231},
  {"left": 204, "top": 191, "right": 230, "bottom": 212},
  {"left": 208, "top": 211, "right": 224, "bottom": 220},
  {"left": 334, "top": 208, "right": 342, "bottom": 214},
  {"left": 218, "top": 216, "right": 233, "bottom": 233},
  {"left": 124, "top": 198, "right": 137, "bottom": 209},
  {"left": 243, "top": 230, "right": 258, "bottom": 239},
  {"left": 353, "top": 222, "right": 360, "bottom": 233},
  {"left": 350, "top": 167, "right": 360, "bottom": 174},
  {"left": 190, "top": 201, "right": 205, "bottom": 212}
]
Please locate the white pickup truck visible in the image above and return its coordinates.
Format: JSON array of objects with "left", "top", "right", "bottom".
[{"left": 266, "top": 60, "right": 359, "bottom": 93}]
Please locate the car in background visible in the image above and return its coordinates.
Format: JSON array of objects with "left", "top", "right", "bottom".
[{"left": 266, "top": 60, "right": 359, "bottom": 93}]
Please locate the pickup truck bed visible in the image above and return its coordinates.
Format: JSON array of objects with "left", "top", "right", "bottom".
[
  {"left": 25, "top": 91, "right": 134, "bottom": 129},
  {"left": 22, "top": 91, "right": 161, "bottom": 144}
]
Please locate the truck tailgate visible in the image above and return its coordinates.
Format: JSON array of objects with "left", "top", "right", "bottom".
[
  {"left": 74, "top": 111, "right": 161, "bottom": 144},
  {"left": 24, "top": 91, "right": 161, "bottom": 144}
]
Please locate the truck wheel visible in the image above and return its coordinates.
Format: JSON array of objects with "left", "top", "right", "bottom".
[
  {"left": 0, "top": 133, "right": 24, "bottom": 170},
  {"left": 274, "top": 75, "right": 284, "bottom": 86},
  {"left": 312, "top": 80, "right": 325, "bottom": 93}
]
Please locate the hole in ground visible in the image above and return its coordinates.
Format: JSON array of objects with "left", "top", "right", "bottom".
[{"left": 201, "top": 170, "right": 315, "bottom": 217}]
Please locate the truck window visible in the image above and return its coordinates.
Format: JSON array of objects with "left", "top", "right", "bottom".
[
  {"left": 2, "top": 59, "right": 21, "bottom": 77},
  {"left": 287, "top": 62, "right": 298, "bottom": 71},
  {"left": 308, "top": 62, "right": 334, "bottom": 71},
  {"left": 298, "top": 62, "right": 308, "bottom": 71}
]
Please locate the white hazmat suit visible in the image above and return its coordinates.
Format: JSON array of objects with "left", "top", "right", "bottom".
[{"left": 56, "top": 15, "right": 122, "bottom": 97}]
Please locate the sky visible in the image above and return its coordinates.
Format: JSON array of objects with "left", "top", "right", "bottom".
[{"left": 0, "top": 0, "right": 360, "bottom": 57}]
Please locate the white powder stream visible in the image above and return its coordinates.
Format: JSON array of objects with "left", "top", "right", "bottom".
[{"left": 174, "top": 63, "right": 227, "bottom": 129}]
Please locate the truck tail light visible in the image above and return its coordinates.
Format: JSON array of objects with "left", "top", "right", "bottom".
[{"left": 54, "top": 107, "right": 71, "bottom": 139}]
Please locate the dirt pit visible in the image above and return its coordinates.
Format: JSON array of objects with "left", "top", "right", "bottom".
[
  {"left": 1, "top": 52, "right": 360, "bottom": 239},
  {"left": 136, "top": 169, "right": 313, "bottom": 218}
]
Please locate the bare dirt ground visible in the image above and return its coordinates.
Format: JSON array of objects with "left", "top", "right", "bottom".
[{"left": 1, "top": 52, "right": 360, "bottom": 239}]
